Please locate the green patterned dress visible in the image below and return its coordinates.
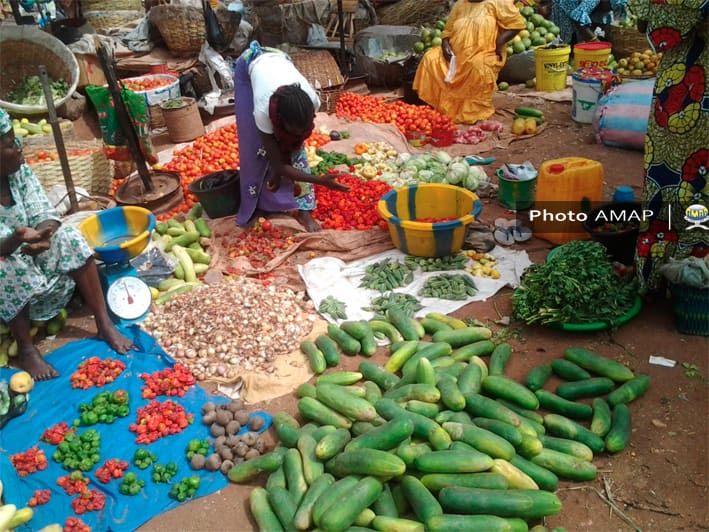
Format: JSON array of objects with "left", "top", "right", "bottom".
[
  {"left": 630, "top": 0, "right": 709, "bottom": 291},
  {"left": 0, "top": 164, "right": 93, "bottom": 322}
]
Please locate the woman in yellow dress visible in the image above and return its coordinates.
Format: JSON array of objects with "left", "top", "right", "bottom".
[{"left": 413, "top": 0, "right": 526, "bottom": 124}]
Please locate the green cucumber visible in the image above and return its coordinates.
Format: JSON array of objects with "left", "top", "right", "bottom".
[
  {"left": 530, "top": 448, "right": 597, "bottom": 482},
  {"left": 315, "top": 335, "right": 340, "bottom": 367},
  {"left": 400, "top": 475, "right": 443, "bottom": 522},
  {"left": 406, "top": 400, "right": 441, "bottom": 418},
  {"left": 607, "top": 375, "right": 650, "bottom": 407},
  {"left": 496, "top": 399, "right": 545, "bottom": 425},
  {"left": 436, "top": 410, "right": 473, "bottom": 425},
  {"left": 414, "top": 449, "right": 494, "bottom": 474},
  {"left": 341, "top": 320, "right": 377, "bottom": 357},
  {"left": 488, "top": 343, "right": 512, "bottom": 376},
  {"left": 471, "top": 417, "right": 523, "bottom": 447},
  {"left": 482, "top": 375, "right": 540, "bottom": 410},
  {"left": 316, "top": 382, "right": 377, "bottom": 422},
  {"left": 551, "top": 358, "right": 592, "bottom": 381},
  {"left": 326, "top": 449, "right": 406, "bottom": 477},
  {"left": 421, "top": 317, "right": 453, "bottom": 335},
  {"left": 267, "top": 486, "right": 298, "bottom": 531},
  {"left": 250, "top": 488, "right": 285, "bottom": 532},
  {"left": 415, "top": 358, "right": 436, "bottom": 386},
  {"left": 525, "top": 364, "right": 553, "bottom": 391},
  {"left": 555, "top": 377, "right": 616, "bottom": 400},
  {"left": 432, "top": 327, "right": 493, "bottom": 347},
  {"left": 426, "top": 515, "right": 529, "bottom": 532},
  {"left": 312, "top": 476, "right": 360, "bottom": 528},
  {"left": 369, "top": 320, "right": 405, "bottom": 344},
  {"left": 516, "top": 433, "right": 544, "bottom": 458},
  {"left": 451, "top": 340, "right": 496, "bottom": 362},
  {"left": 228, "top": 448, "right": 286, "bottom": 483},
  {"left": 346, "top": 417, "right": 414, "bottom": 452},
  {"left": 284, "top": 448, "right": 308, "bottom": 505},
  {"left": 327, "top": 324, "right": 361, "bottom": 355},
  {"left": 373, "top": 483, "right": 399, "bottom": 518},
  {"left": 464, "top": 393, "right": 522, "bottom": 427},
  {"left": 359, "top": 362, "right": 399, "bottom": 391},
  {"left": 421, "top": 472, "right": 509, "bottom": 492},
  {"left": 266, "top": 466, "right": 287, "bottom": 492},
  {"left": 297, "top": 383, "right": 317, "bottom": 398},
  {"left": 563, "top": 347, "right": 635, "bottom": 382},
  {"left": 590, "top": 398, "right": 612, "bottom": 437},
  {"left": 490, "top": 458, "right": 539, "bottom": 490},
  {"left": 315, "top": 428, "right": 351, "bottom": 461},
  {"left": 363, "top": 381, "right": 382, "bottom": 404},
  {"left": 436, "top": 373, "right": 466, "bottom": 411},
  {"left": 297, "top": 433, "right": 324, "bottom": 485},
  {"left": 316, "top": 371, "right": 363, "bottom": 386},
  {"left": 438, "top": 486, "right": 562, "bottom": 519},
  {"left": 371, "top": 516, "right": 423, "bottom": 532},
  {"left": 298, "top": 397, "right": 352, "bottom": 429},
  {"left": 384, "top": 383, "right": 440, "bottom": 403},
  {"left": 375, "top": 398, "right": 451, "bottom": 450},
  {"left": 605, "top": 404, "right": 631, "bottom": 453},
  {"left": 301, "top": 340, "right": 326, "bottom": 374},
  {"left": 442, "top": 422, "right": 516, "bottom": 461},
  {"left": 385, "top": 340, "right": 419, "bottom": 372},
  {"left": 387, "top": 307, "right": 424, "bottom": 341},
  {"left": 539, "top": 434, "right": 594, "bottom": 461},
  {"left": 510, "top": 455, "right": 559, "bottom": 492},
  {"left": 352, "top": 421, "right": 377, "bottom": 436},
  {"left": 543, "top": 413, "right": 605, "bottom": 453},
  {"left": 515, "top": 106, "right": 544, "bottom": 118},
  {"left": 320, "top": 477, "right": 383, "bottom": 532},
  {"left": 535, "top": 389, "right": 593, "bottom": 420},
  {"left": 293, "top": 473, "right": 335, "bottom": 530},
  {"left": 457, "top": 363, "right": 483, "bottom": 395},
  {"left": 396, "top": 441, "right": 432, "bottom": 468},
  {"left": 312, "top": 425, "right": 337, "bottom": 441}
]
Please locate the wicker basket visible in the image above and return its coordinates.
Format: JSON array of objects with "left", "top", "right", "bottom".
[
  {"left": 0, "top": 26, "right": 79, "bottom": 116},
  {"left": 26, "top": 141, "right": 113, "bottom": 196},
  {"left": 148, "top": 4, "right": 240, "bottom": 56},
  {"left": 84, "top": 10, "right": 144, "bottom": 34},
  {"left": 317, "top": 84, "right": 345, "bottom": 114},
  {"left": 290, "top": 50, "right": 345, "bottom": 90},
  {"left": 608, "top": 25, "right": 649, "bottom": 59},
  {"left": 669, "top": 284, "right": 709, "bottom": 336},
  {"left": 81, "top": 0, "right": 141, "bottom": 11}
]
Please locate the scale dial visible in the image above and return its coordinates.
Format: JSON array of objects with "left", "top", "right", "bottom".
[{"left": 106, "top": 276, "right": 152, "bottom": 321}]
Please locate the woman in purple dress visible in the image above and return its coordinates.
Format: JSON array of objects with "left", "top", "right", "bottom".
[{"left": 234, "top": 42, "right": 347, "bottom": 232}]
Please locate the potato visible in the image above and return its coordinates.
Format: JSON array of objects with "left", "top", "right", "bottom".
[
  {"left": 216, "top": 409, "right": 233, "bottom": 427},
  {"left": 201, "top": 402, "right": 217, "bottom": 414},
  {"left": 190, "top": 454, "right": 207, "bottom": 470},
  {"left": 202, "top": 410, "right": 217, "bottom": 425},
  {"left": 205, "top": 453, "right": 222, "bottom": 472},
  {"left": 227, "top": 399, "right": 245, "bottom": 413},
  {"left": 214, "top": 435, "right": 227, "bottom": 448},
  {"left": 235, "top": 411, "right": 250, "bottom": 425},
  {"left": 242, "top": 432, "right": 258, "bottom": 446},
  {"left": 248, "top": 416, "right": 265, "bottom": 432},
  {"left": 210, "top": 423, "right": 226, "bottom": 438},
  {"left": 254, "top": 438, "right": 266, "bottom": 454},
  {"left": 220, "top": 460, "right": 234, "bottom": 476},
  {"left": 225, "top": 420, "right": 241, "bottom": 436},
  {"left": 233, "top": 456, "right": 244, "bottom": 466},
  {"left": 225, "top": 435, "right": 240, "bottom": 449},
  {"left": 219, "top": 446, "right": 234, "bottom": 461},
  {"left": 245, "top": 449, "right": 261, "bottom": 460},
  {"left": 235, "top": 442, "right": 249, "bottom": 457}
]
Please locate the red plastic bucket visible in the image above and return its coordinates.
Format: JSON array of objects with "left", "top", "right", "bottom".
[
  {"left": 430, "top": 128, "right": 455, "bottom": 147},
  {"left": 405, "top": 130, "right": 428, "bottom": 147}
]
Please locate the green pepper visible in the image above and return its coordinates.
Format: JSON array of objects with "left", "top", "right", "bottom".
[
  {"left": 129, "top": 483, "right": 141, "bottom": 496},
  {"left": 124, "top": 472, "right": 137, "bottom": 483},
  {"left": 119, "top": 484, "right": 130, "bottom": 495},
  {"left": 187, "top": 476, "right": 200, "bottom": 489}
]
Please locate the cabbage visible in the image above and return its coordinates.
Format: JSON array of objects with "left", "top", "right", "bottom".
[
  {"left": 427, "top": 161, "right": 447, "bottom": 177},
  {"left": 429, "top": 173, "right": 446, "bottom": 184},
  {"left": 399, "top": 168, "right": 418, "bottom": 182},
  {"left": 396, "top": 153, "right": 412, "bottom": 164},
  {"left": 417, "top": 170, "right": 434, "bottom": 182},
  {"left": 434, "top": 151, "right": 453, "bottom": 165},
  {"left": 446, "top": 161, "right": 469, "bottom": 185},
  {"left": 463, "top": 166, "right": 488, "bottom": 191},
  {"left": 404, "top": 157, "right": 429, "bottom": 171}
]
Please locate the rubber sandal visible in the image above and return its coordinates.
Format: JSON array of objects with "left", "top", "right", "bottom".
[
  {"left": 493, "top": 227, "right": 515, "bottom": 246},
  {"left": 508, "top": 219, "right": 533, "bottom": 242},
  {"left": 466, "top": 155, "right": 496, "bottom": 165}
]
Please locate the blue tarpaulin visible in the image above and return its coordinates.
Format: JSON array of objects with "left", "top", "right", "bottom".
[{"left": 0, "top": 326, "right": 271, "bottom": 531}]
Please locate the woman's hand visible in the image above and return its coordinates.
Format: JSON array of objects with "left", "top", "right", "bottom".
[
  {"left": 266, "top": 174, "right": 282, "bottom": 192},
  {"left": 442, "top": 38, "right": 453, "bottom": 62},
  {"left": 13, "top": 226, "right": 46, "bottom": 244},
  {"left": 16, "top": 226, "right": 53, "bottom": 256},
  {"left": 320, "top": 173, "right": 350, "bottom": 192}
]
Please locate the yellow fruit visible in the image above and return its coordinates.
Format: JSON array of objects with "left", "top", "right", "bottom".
[
  {"left": 9, "top": 371, "right": 34, "bottom": 393},
  {"left": 631, "top": 69, "right": 643, "bottom": 76},
  {"left": 512, "top": 117, "right": 526, "bottom": 135},
  {"left": 618, "top": 58, "right": 628, "bottom": 68},
  {"left": 150, "top": 287, "right": 160, "bottom": 300},
  {"left": 643, "top": 49, "right": 653, "bottom": 56}
]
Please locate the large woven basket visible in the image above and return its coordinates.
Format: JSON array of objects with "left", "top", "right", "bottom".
[
  {"left": 26, "top": 141, "right": 113, "bottom": 196},
  {"left": 0, "top": 26, "right": 79, "bottom": 116},
  {"left": 608, "top": 25, "right": 649, "bottom": 59},
  {"left": 669, "top": 283, "right": 709, "bottom": 336},
  {"left": 148, "top": 4, "right": 241, "bottom": 56},
  {"left": 84, "top": 10, "right": 144, "bottom": 34},
  {"left": 80, "top": 0, "right": 141, "bottom": 11},
  {"left": 290, "top": 50, "right": 346, "bottom": 114}
]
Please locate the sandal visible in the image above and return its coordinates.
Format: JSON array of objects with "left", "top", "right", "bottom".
[{"left": 493, "top": 218, "right": 515, "bottom": 246}]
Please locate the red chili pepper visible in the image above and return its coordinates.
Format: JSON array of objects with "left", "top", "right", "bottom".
[
  {"left": 140, "top": 364, "right": 195, "bottom": 399},
  {"left": 312, "top": 175, "right": 392, "bottom": 231},
  {"left": 130, "top": 400, "right": 194, "bottom": 444},
  {"left": 10, "top": 447, "right": 48, "bottom": 477},
  {"left": 28, "top": 489, "right": 52, "bottom": 507},
  {"left": 41, "top": 422, "right": 74, "bottom": 445},
  {"left": 70, "top": 357, "right": 126, "bottom": 389},
  {"left": 64, "top": 517, "right": 91, "bottom": 532}
]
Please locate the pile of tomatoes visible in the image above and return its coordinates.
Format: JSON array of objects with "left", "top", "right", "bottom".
[
  {"left": 10, "top": 446, "right": 48, "bottom": 477},
  {"left": 223, "top": 217, "right": 299, "bottom": 269},
  {"left": 129, "top": 399, "right": 193, "bottom": 444},
  {"left": 313, "top": 174, "right": 392, "bottom": 230},
  {"left": 121, "top": 76, "right": 174, "bottom": 92},
  {"left": 25, "top": 148, "right": 96, "bottom": 165},
  {"left": 64, "top": 517, "right": 91, "bottom": 532},
  {"left": 305, "top": 131, "right": 332, "bottom": 149},
  {"left": 336, "top": 93, "right": 456, "bottom": 136},
  {"left": 41, "top": 421, "right": 74, "bottom": 445},
  {"left": 95, "top": 458, "right": 130, "bottom": 484},
  {"left": 70, "top": 357, "right": 126, "bottom": 389},
  {"left": 140, "top": 363, "right": 196, "bottom": 399},
  {"left": 28, "top": 489, "right": 52, "bottom": 507}
]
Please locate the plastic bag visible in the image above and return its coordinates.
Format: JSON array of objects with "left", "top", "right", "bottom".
[
  {"left": 130, "top": 246, "right": 177, "bottom": 288},
  {"left": 444, "top": 54, "right": 456, "bottom": 83},
  {"left": 85, "top": 86, "right": 158, "bottom": 164},
  {"left": 203, "top": 0, "right": 229, "bottom": 49}
]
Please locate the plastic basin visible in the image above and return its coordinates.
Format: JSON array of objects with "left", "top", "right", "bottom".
[
  {"left": 582, "top": 201, "right": 641, "bottom": 265},
  {"left": 378, "top": 183, "right": 482, "bottom": 257},
  {"left": 187, "top": 170, "right": 240, "bottom": 219},
  {"left": 79, "top": 206, "right": 155, "bottom": 264}
]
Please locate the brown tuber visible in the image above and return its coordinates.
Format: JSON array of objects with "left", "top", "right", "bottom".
[
  {"left": 227, "top": 399, "right": 244, "bottom": 413},
  {"left": 234, "top": 411, "right": 250, "bottom": 426},
  {"left": 225, "top": 435, "right": 240, "bottom": 448},
  {"left": 214, "top": 435, "right": 227, "bottom": 448},
  {"left": 245, "top": 449, "right": 261, "bottom": 460},
  {"left": 234, "top": 442, "right": 249, "bottom": 457},
  {"left": 232, "top": 456, "right": 244, "bottom": 466},
  {"left": 225, "top": 420, "right": 241, "bottom": 436},
  {"left": 202, "top": 410, "right": 217, "bottom": 425},
  {"left": 205, "top": 453, "right": 222, "bottom": 472},
  {"left": 248, "top": 416, "right": 265, "bottom": 431},
  {"left": 242, "top": 432, "right": 258, "bottom": 446},
  {"left": 190, "top": 454, "right": 207, "bottom": 470},
  {"left": 219, "top": 446, "right": 234, "bottom": 461},
  {"left": 254, "top": 438, "right": 266, "bottom": 454},
  {"left": 201, "top": 402, "right": 217, "bottom": 414},
  {"left": 210, "top": 423, "right": 226, "bottom": 438},
  {"left": 220, "top": 460, "right": 234, "bottom": 475},
  {"left": 215, "top": 409, "right": 233, "bottom": 427}
]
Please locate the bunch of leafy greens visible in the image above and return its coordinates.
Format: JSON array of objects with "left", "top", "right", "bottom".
[
  {"left": 512, "top": 240, "right": 638, "bottom": 325},
  {"left": 8, "top": 75, "right": 69, "bottom": 106}
]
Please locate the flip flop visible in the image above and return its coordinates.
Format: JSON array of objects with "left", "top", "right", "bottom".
[
  {"left": 466, "top": 155, "right": 496, "bottom": 165},
  {"left": 493, "top": 218, "right": 515, "bottom": 246}
]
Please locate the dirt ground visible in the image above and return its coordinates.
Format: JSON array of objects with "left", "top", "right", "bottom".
[{"left": 40, "top": 89, "right": 708, "bottom": 531}]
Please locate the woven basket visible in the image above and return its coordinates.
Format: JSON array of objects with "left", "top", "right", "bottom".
[
  {"left": 0, "top": 26, "right": 79, "bottom": 116},
  {"left": 26, "top": 141, "right": 113, "bottom": 196},
  {"left": 148, "top": 4, "right": 240, "bottom": 56},
  {"left": 84, "top": 10, "right": 144, "bottom": 34},
  {"left": 317, "top": 84, "right": 345, "bottom": 114},
  {"left": 81, "top": 0, "right": 141, "bottom": 11},
  {"left": 669, "top": 284, "right": 709, "bottom": 336},
  {"left": 608, "top": 25, "right": 649, "bottom": 59},
  {"left": 290, "top": 50, "right": 345, "bottom": 90}
]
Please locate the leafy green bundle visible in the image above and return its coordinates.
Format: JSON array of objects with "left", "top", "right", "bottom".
[{"left": 8, "top": 75, "right": 69, "bottom": 106}]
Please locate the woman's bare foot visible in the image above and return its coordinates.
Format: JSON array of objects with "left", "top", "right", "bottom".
[
  {"left": 98, "top": 324, "right": 135, "bottom": 354},
  {"left": 14, "top": 346, "right": 59, "bottom": 381},
  {"left": 297, "top": 210, "right": 322, "bottom": 232}
]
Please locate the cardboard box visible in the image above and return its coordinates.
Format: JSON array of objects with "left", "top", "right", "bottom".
[{"left": 75, "top": 53, "right": 107, "bottom": 88}]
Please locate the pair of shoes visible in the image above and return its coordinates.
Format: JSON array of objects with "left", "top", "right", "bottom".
[{"left": 494, "top": 218, "right": 533, "bottom": 246}]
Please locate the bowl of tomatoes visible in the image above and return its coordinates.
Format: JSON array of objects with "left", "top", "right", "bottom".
[{"left": 583, "top": 201, "right": 642, "bottom": 265}]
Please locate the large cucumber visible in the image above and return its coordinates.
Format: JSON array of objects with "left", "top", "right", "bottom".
[
  {"left": 472, "top": 417, "right": 523, "bottom": 447},
  {"left": 437, "top": 373, "right": 466, "bottom": 411},
  {"left": 442, "top": 422, "right": 516, "bottom": 461},
  {"left": 346, "top": 417, "right": 414, "bottom": 452},
  {"left": 315, "top": 428, "right": 351, "bottom": 461},
  {"left": 426, "top": 514, "right": 528, "bottom": 532},
  {"left": 340, "top": 320, "right": 377, "bottom": 356},
  {"left": 451, "top": 340, "right": 496, "bottom": 362},
  {"left": 267, "top": 486, "right": 298, "bottom": 531},
  {"left": 297, "top": 433, "right": 324, "bottom": 485},
  {"left": 525, "top": 364, "right": 552, "bottom": 391},
  {"left": 406, "top": 399, "right": 441, "bottom": 418},
  {"left": 397, "top": 441, "right": 432, "bottom": 468},
  {"left": 250, "top": 487, "right": 285, "bottom": 532},
  {"left": 284, "top": 448, "right": 308, "bottom": 505},
  {"left": 300, "top": 340, "right": 326, "bottom": 374},
  {"left": 482, "top": 375, "right": 540, "bottom": 410},
  {"left": 490, "top": 458, "right": 539, "bottom": 490},
  {"left": 414, "top": 449, "right": 494, "bottom": 474},
  {"left": 373, "top": 483, "right": 399, "bottom": 518},
  {"left": 439, "top": 486, "right": 562, "bottom": 519},
  {"left": 384, "top": 383, "right": 441, "bottom": 403},
  {"left": 535, "top": 389, "right": 593, "bottom": 420},
  {"left": 605, "top": 404, "right": 631, "bottom": 453},
  {"left": 228, "top": 448, "right": 286, "bottom": 483},
  {"left": 312, "top": 476, "right": 359, "bottom": 528},
  {"left": 464, "top": 393, "right": 522, "bottom": 427},
  {"left": 539, "top": 434, "right": 594, "bottom": 461},
  {"left": 551, "top": 358, "right": 592, "bottom": 381},
  {"left": 316, "top": 382, "right": 377, "bottom": 422},
  {"left": 432, "top": 327, "right": 493, "bottom": 347},
  {"left": 607, "top": 375, "right": 650, "bottom": 407},
  {"left": 385, "top": 341, "right": 419, "bottom": 372},
  {"left": 590, "top": 398, "right": 612, "bottom": 437},
  {"left": 371, "top": 516, "right": 424, "bottom": 532},
  {"left": 457, "top": 363, "right": 483, "bottom": 395},
  {"left": 369, "top": 320, "right": 404, "bottom": 344},
  {"left": 543, "top": 414, "right": 605, "bottom": 453},
  {"left": 387, "top": 307, "right": 425, "bottom": 341},
  {"left": 326, "top": 448, "right": 406, "bottom": 477},
  {"left": 488, "top": 343, "right": 512, "bottom": 376},
  {"left": 319, "top": 477, "right": 383, "bottom": 532},
  {"left": 510, "top": 454, "right": 559, "bottom": 492},
  {"left": 359, "top": 362, "right": 399, "bottom": 391},
  {"left": 564, "top": 347, "right": 635, "bottom": 382},
  {"left": 555, "top": 377, "right": 616, "bottom": 400},
  {"left": 327, "top": 323, "right": 361, "bottom": 355},
  {"left": 315, "top": 335, "right": 340, "bottom": 367},
  {"left": 298, "top": 397, "right": 352, "bottom": 429},
  {"left": 375, "top": 398, "right": 452, "bottom": 450},
  {"left": 530, "top": 448, "right": 597, "bottom": 481},
  {"left": 293, "top": 474, "right": 335, "bottom": 530},
  {"left": 400, "top": 475, "right": 443, "bottom": 522},
  {"left": 496, "top": 399, "right": 545, "bottom": 425},
  {"left": 421, "top": 472, "right": 509, "bottom": 492}
]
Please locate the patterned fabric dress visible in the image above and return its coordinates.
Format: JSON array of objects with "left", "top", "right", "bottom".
[
  {"left": 630, "top": 0, "right": 709, "bottom": 291},
  {"left": 0, "top": 164, "right": 92, "bottom": 322},
  {"left": 552, "top": 0, "right": 627, "bottom": 43}
]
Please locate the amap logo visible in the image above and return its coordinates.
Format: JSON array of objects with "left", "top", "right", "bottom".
[{"left": 685, "top": 204, "right": 709, "bottom": 231}]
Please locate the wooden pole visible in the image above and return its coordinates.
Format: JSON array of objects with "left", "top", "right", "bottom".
[
  {"left": 337, "top": 0, "right": 346, "bottom": 75},
  {"left": 38, "top": 65, "right": 80, "bottom": 213}
]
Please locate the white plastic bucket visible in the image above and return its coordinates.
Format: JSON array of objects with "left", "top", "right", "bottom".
[{"left": 572, "top": 71, "right": 603, "bottom": 124}]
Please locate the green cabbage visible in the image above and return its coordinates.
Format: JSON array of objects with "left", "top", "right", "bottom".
[{"left": 446, "top": 161, "right": 469, "bottom": 185}]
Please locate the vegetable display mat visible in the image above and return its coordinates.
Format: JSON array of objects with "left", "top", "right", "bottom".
[
  {"left": 0, "top": 326, "right": 272, "bottom": 531},
  {"left": 298, "top": 247, "right": 532, "bottom": 324}
]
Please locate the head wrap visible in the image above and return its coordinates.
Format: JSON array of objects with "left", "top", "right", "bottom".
[{"left": 0, "top": 108, "right": 12, "bottom": 137}]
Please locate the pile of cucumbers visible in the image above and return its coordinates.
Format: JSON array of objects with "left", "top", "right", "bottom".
[{"left": 232, "top": 311, "right": 650, "bottom": 531}]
